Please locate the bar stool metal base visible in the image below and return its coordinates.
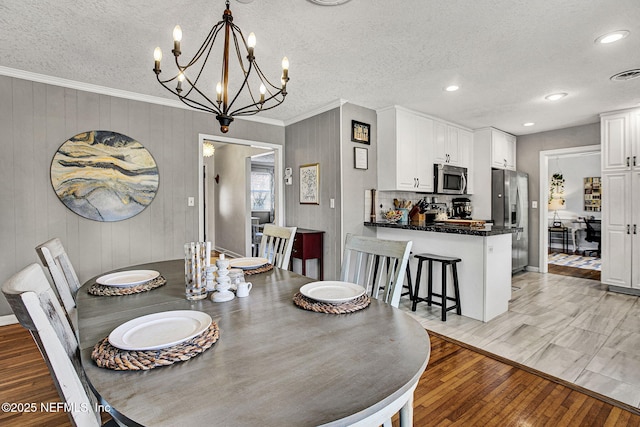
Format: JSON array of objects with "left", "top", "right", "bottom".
[{"left": 411, "top": 253, "right": 462, "bottom": 321}]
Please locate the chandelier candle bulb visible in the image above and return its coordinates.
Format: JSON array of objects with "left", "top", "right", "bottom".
[
  {"left": 260, "top": 83, "right": 266, "bottom": 103},
  {"left": 216, "top": 82, "right": 222, "bottom": 102},
  {"left": 282, "top": 56, "right": 289, "bottom": 80},
  {"left": 153, "top": 47, "right": 162, "bottom": 73},
  {"left": 172, "top": 25, "right": 182, "bottom": 55},
  {"left": 247, "top": 32, "right": 256, "bottom": 59}
]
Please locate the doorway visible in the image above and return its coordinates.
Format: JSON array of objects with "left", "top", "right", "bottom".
[
  {"left": 198, "top": 134, "right": 284, "bottom": 256},
  {"left": 539, "top": 146, "right": 601, "bottom": 279}
]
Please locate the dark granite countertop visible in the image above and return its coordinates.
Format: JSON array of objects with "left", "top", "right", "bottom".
[{"left": 364, "top": 221, "right": 520, "bottom": 236}]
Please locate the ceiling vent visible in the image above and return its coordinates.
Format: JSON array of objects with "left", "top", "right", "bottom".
[{"left": 610, "top": 69, "right": 640, "bottom": 81}]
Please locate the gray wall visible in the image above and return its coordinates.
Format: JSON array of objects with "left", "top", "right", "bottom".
[
  {"left": 285, "top": 108, "right": 341, "bottom": 279},
  {"left": 341, "top": 103, "right": 377, "bottom": 239},
  {"left": 517, "top": 122, "right": 601, "bottom": 268},
  {"left": 0, "top": 74, "right": 284, "bottom": 316}
]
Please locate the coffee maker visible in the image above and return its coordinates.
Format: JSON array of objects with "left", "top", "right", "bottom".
[{"left": 451, "top": 198, "right": 473, "bottom": 218}]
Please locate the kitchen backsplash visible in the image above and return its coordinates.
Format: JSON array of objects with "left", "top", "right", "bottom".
[{"left": 364, "top": 190, "right": 459, "bottom": 222}]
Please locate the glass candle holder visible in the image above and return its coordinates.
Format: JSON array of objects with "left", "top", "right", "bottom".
[{"left": 184, "top": 242, "right": 208, "bottom": 300}]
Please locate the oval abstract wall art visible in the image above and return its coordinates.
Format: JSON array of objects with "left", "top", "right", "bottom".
[{"left": 51, "top": 131, "right": 159, "bottom": 222}]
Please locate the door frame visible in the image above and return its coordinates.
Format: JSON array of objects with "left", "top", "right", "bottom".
[
  {"left": 538, "top": 145, "right": 601, "bottom": 273},
  {"left": 197, "top": 133, "right": 284, "bottom": 243}
]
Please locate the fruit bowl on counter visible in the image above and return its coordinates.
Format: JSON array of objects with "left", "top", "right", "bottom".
[{"left": 383, "top": 209, "right": 404, "bottom": 223}]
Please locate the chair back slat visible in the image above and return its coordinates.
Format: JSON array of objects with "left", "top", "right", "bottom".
[
  {"left": 340, "top": 234, "right": 412, "bottom": 307},
  {"left": 2, "top": 264, "right": 101, "bottom": 427},
  {"left": 258, "top": 225, "right": 297, "bottom": 269},
  {"left": 36, "top": 238, "right": 80, "bottom": 313}
]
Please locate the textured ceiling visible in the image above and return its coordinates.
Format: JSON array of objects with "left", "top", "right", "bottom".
[{"left": 1, "top": 0, "right": 639, "bottom": 135}]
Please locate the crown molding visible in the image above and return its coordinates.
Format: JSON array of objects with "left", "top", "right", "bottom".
[
  {"left": 0, "top": 66, "right": 285, "bottom": 128},
  {"left": 284, "top": 99, "right": 348, "bottom": 126}
]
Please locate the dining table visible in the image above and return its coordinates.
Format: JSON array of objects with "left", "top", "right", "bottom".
[{"left": 77, "top": 259, "right": 431, "bottom": 426}]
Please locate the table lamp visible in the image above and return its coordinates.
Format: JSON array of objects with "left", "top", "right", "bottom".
[{"left": 548, "top": 198, "right": 564, "bottom": 227}]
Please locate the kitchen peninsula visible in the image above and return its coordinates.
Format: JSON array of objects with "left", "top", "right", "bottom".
[{"left": 365, "top": 221, "right": 517, "bottom": 322}]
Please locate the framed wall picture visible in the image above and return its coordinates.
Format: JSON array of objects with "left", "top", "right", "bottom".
[
  {"left": 299, "top": 163, "right": 320, "bottom": 204},
  {"left": 351, "top": 120, "right": 370, "bottom": 144},
  {"left": 354, "top": 147, "right": 368, "bottom": 170},
  {"left": 584, "top": 177, "right": 601, "bottom": 212}
]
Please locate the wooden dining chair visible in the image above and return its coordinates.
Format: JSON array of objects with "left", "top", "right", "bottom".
[
  {"left": 35, "top": 237, "right": 81, "bottom": 315},
  {"left": 257, "top": 224, "right": 297, "bottom": 269},
  {"left": 339, "top": 234, "right": 413, "bottom": 308},
  {"left": 2, "top": 263, "right": 117, "bottom": 427}
]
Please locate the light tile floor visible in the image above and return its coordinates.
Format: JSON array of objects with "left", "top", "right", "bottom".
[{"left": 399, "top": 271, "right": 640, "bottom": 409}]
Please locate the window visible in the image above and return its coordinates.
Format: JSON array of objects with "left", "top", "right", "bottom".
[{"left": 251, "top": 169, "right": 273, "bottom": 211}]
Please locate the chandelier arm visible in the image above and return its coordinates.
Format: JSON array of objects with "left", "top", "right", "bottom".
[
  {"left": 230, "top": 89, "right": 285, "bottom": 115},
  {"left": 181, "top": 23, "right": 223, "bottom": 70},
  {"left": 177, "top": 41, "right": 222, "bottom": 106},
  {"left": 252, "top": 62, "right": 283, "bottom": 90},
  {"left": 180, "top": 74, "right": 222, "bottom": 114},
  {"left": 231, "top": 97, "right": 285, "bottom": 116},
  {"left": 224, "top": 30, "right": 255, "bottom": 113},
  {"left": 155, "top": 75, "right": 219, "bottom": 114}
]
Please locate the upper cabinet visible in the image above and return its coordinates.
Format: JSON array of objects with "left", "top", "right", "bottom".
[
  {"left": 433, "top": 122, "right": 472, "bottom": 168},
  {"left": 377, "top": 106, "right": 435, "bottom": 192},
  {"left": 474, "top": 127, "right": 516, "bottom": 171},
  {"left": 377, "top": 106, "right": 474, "bottom": 193},
  {"left": 601, "top": 110, "right": 640, "bottom": 171}
]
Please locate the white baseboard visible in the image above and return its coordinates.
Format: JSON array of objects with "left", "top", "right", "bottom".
[
  {"left": 526, "top": 266, "right": 540, "bottom": 273},
  {"left": 0, "top": 314, "right": 18, "bottom": 326}
]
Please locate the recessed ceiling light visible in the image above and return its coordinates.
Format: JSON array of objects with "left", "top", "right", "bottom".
[
  {"left": 523, "top": 122, "right": 535, "bottom": 127},
  {"left": 595, "top": 30, "right": 630, "bottom": 44},
  {"left": 444, "top": 85, "right": 460, "bottom": 92},
  {"left": 307, "top": 0, "right": 352, "bottom": 5},
  {"left": 545, "top": 93, "right": 567, "bottom": 101}
]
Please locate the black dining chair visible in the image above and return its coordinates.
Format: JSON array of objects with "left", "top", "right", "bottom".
[{"left": 584, "top": 219, "right": 601, "bottom": 257}]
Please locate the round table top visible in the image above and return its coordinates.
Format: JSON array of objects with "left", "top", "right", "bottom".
[{"left": 77, "top": 259, "right": 430, "bottom": 426}]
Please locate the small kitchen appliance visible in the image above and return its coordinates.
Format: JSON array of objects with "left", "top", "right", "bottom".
[
  {"left": 451, "top": 198, "right": 473, "bottom": 218},
  {"left": 434, "top": 164, "right": 467, "bottom": 195}
]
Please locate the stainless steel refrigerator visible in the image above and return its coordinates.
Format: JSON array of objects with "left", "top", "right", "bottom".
[{"left": 492, "top": 169, "right": 529, "bottom": 273}]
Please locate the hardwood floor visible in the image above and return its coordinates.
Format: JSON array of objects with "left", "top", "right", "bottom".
[
  {"left": 548, "top": 263, "right": 601, "bottom": 281},
  {"left": 2, "top": 323, "right": 639, "bottom": 426}
]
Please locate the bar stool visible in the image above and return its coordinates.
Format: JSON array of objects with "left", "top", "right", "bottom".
[{"left": 411, "top": 253, "right": 462, "bottom": 321}]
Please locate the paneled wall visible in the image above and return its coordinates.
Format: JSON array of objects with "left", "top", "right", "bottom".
[
  {"left": 0, "top": 75, "right": 284, "bottom": 316},
  {"left": 285, "top": 108, "right": 341, "bottom": 279},
  {"left": 341, "top": 103, "right": 377, "bottom": 239}
]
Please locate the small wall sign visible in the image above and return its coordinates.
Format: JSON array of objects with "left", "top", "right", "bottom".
[{"left": 351, "top": 120, "right": 370, "bottom": 144}]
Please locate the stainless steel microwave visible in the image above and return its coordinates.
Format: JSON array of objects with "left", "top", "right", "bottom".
[{"left": 434, "top": 164, "right": 467, "bottom": 194}]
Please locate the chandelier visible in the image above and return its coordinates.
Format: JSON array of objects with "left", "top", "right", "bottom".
[{"left": 153, "top": 0, "right": 289, "bottom": 133}]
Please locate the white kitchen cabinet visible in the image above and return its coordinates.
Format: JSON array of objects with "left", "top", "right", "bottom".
[
  {"left": 377, "top": 106, "right": 434, "bottom": 191},
  {"left": 490, "top": 129, "right": 516, "bottom": 170},
  {"left": 433, "top": 121, "right": 472, "bottom": 168},
  {"left": 601, "top": 108, "right": 640, "bottom": 294},
  {"left": 601, "top": 111, "right": 634, "bottom": 171}
]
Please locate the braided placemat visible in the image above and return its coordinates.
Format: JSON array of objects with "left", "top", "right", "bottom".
[
  {"left": 293, "top": 292, "right": 370, "bottom": 314},
  {"left": 243, "top": 263, "right": 274, "bottom": 276},
  {"left": 88, "top": 276, "right": 167, "bottom": 296},
  {"left": 91, "top": 322, "right": 219, "bottom": 371}
]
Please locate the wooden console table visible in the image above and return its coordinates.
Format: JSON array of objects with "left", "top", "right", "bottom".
[{"left": 290, "top": 228, "right": 324, "bottom": 280}]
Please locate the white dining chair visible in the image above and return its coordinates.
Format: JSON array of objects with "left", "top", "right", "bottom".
[
  {"left": 340, "top": 233, "right": 413, "bottom": 309},
  {"left": 35, "top": 237, "right": 81, "bottom": 315},
  {"left": 2, "top": 263, "right": 118, "bottom": 427},
  {"left": 339, "top": 234, "right": 414, "bottom": 426},
  {"left": 257, "top": 224, "right": 297, "bottom": 269}
]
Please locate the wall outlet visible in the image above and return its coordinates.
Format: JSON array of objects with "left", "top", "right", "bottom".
[
  {"left": 532, "top": 201, "right": 538, "bottom": 209},
  {"left": 330, "top": 198, "right": 335, "bottom": 209},
  {"left": 188, "top": 197, "right": 195, "bottom": 207},
  {"left": 285, "top": 177, "right": 292, "bottom": 185}
]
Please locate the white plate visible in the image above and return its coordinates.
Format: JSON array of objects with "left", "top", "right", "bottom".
[
  {"left": 228, "top": 257, "right": 269, "bottom": 270},
  {"left": 300, "top": 281, "right": 366, "bottom": 303},
  {"left": 96, "top": 270, "right": 159, "bottom": 287},
  {"left": 108, "top": 310, "right": 212, "bottom": 351}
]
